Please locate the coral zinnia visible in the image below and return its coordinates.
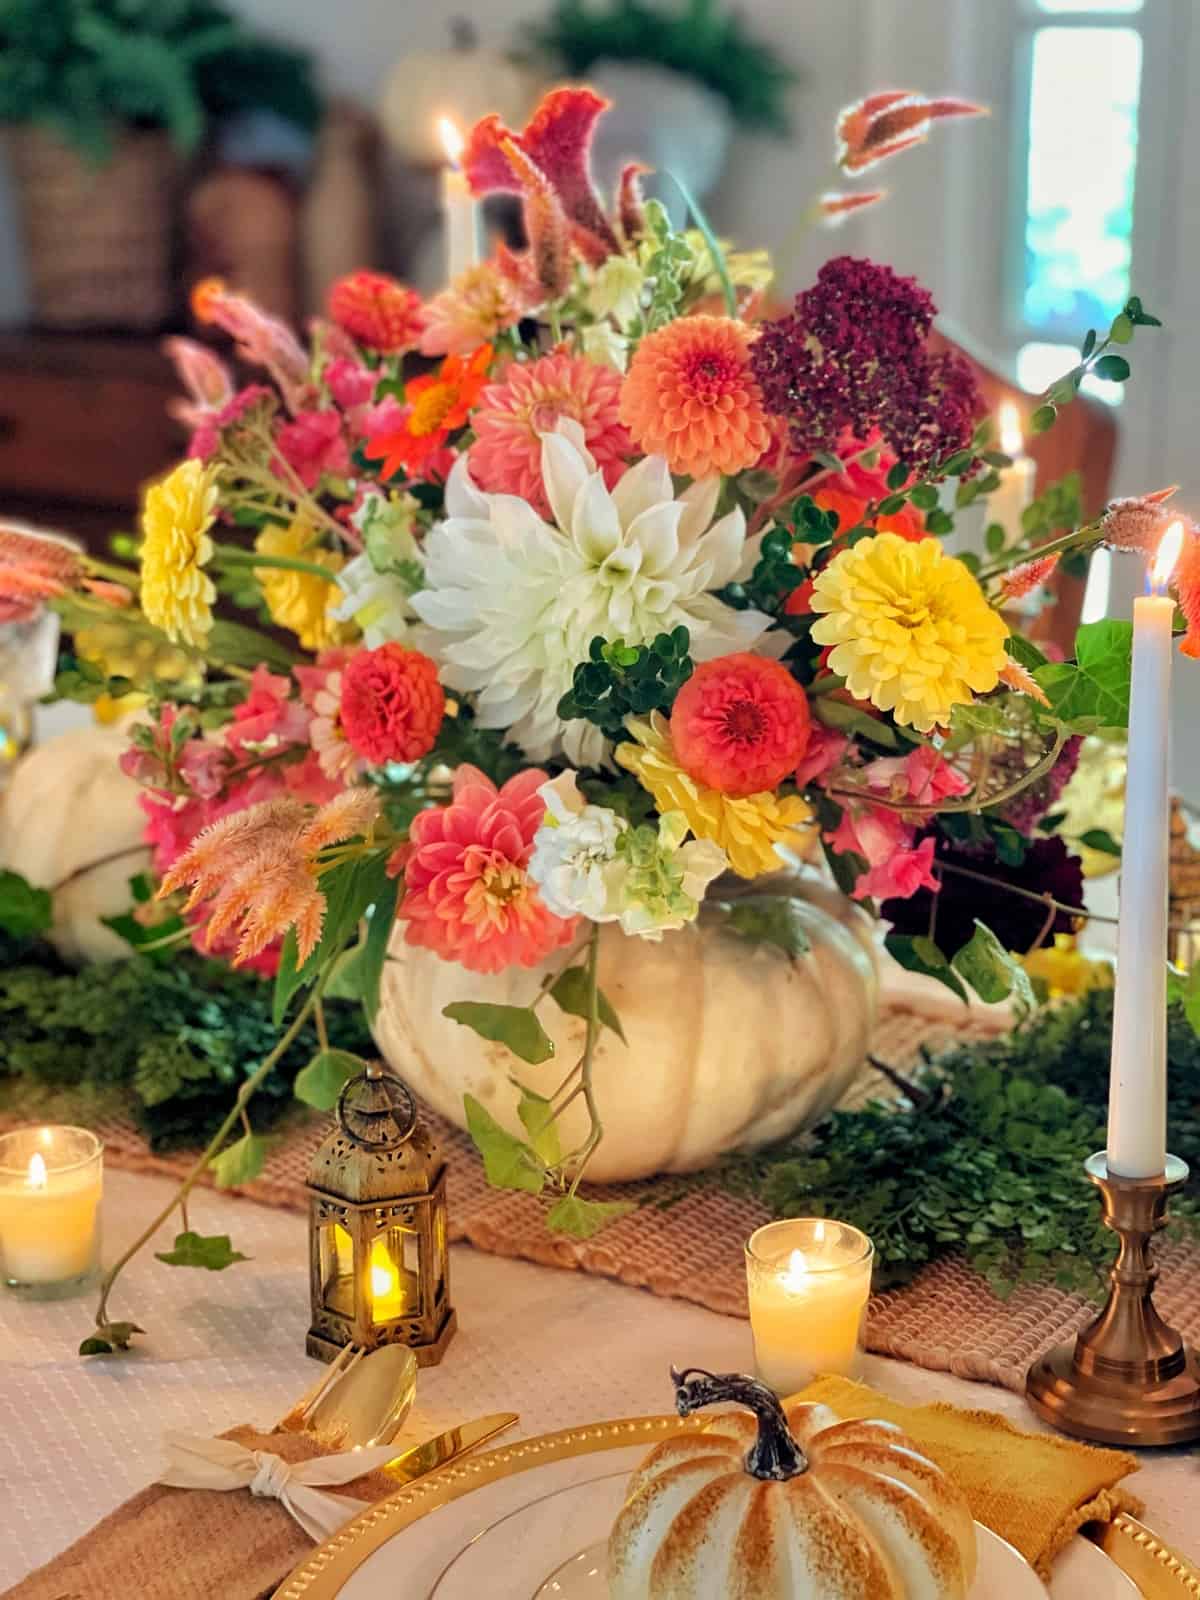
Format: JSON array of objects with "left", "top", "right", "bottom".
[
  {"left": 619, "top": 315, "right": 772, "bottom": 479},
  {"left": 468, "top": 349, "right": 631, "bottom": 516},
  {"left": 616, "top": 713, "right": 815, "bottom": 878},
  {"left": 340, "top": 642, "right": 445, "bottom": 766},
  {"left": 365, "top": 345, "right": 492, "bottom": 481},
  {"left": 254, "top": 518, "right": 349, "bottom": 652},
  {"left": 393, "top": 766, "right": 579, "bottom": 974},
  {"left": 810, "top": 532, "right": 1009, "bottom": 732},
  {"left": 420, "top": 263, "right": 525, "bottom": 357},
  {"left": 328, "top": 271, "right": 425, "bottom": 355},
  {"left": 670, "top": 653, "right": 811, "bottom": 797},
  {"left": 140, "top": 459, "right": 219, "bottom": 648}
]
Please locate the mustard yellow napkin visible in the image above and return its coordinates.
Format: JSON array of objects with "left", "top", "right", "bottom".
[{"left": 798, "top": 1375, "right": 1143, "bottom": 1579}]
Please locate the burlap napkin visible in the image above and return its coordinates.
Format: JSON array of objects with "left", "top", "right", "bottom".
[
  {"left": 3, "top": 1425, "right": 398, "bottom": 1600},
  {"left": 799, "top": 1375, "right": 1144, "bottom": 1579}
]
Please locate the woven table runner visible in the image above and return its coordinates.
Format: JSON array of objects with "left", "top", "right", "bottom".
[{"left": 8, "top": 1004, "right": 1199, "bottom": 1394}]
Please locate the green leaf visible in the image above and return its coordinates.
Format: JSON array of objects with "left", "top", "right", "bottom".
[
  {"left": 886, "top": 461, "right": 909, "bottom": 491},
  {"left": 1078, "top": 828, "right": 1122, "bottom": 857},
  {"left": 549, "top": 968, "right": 627, "bottom": 1044},
  {"left": 1005, "top": 634, "right": 1050, "bottom": 674},
  {"left": 357, "top": 875, "right": 400, "bottom": 1022},
  {"left": 925, "top": 509, "right": 954, "bottom": 536},
  {"left": 1031, "top": 404, "right": 1057, "bottom": 434},
  {"left": 985, "top": 522, "right": 1006, "bottom": 555},
  {"left": 719, "top": 896, "right": 811, "bottom": 960},
  {"left": 813, "top": 695, "right": 900, "bottom": 748},
  {"left": 1166, "top": 963, "right": 1200, "bottom": 1037},
  {"left": 293, "top": 1048, "right": 367, "bottom": 1111},
  {"left": 154, "top": 1230, "right": 249, "bottom": 1270},
  {"left": 274, "top": 854, "right": 392, "bottom": 1024},
  {"left": 79, "top": 1321, "right": 144, "bottom": 1356},
  {"left": 952, "top": 921, "right": 1036, "bottom": 1011},
  {"left": 0, "top": 870, "right": 52, "bottom": 939},
  {"left": 1035, "top": 619, "right": 1133, "bottom": 731},
  {"left": 877, "top": 493, "right": 907, "bottom": 516},
  {"left": 210, "top": 1131, "right": 271, "bottom": 1188},
  {"left": 517, "top": 1089, "right": 562, "bottom": 1166},
  {"left": 885, "top": 934, "right": 968, "bottom": 1003},
  {"left": 464, "top": 1094, "right": 546, "bottom": 1193},
  {"left": 1080, "top": 328, "right": 1097, "bottom": 358},
  {"left": 545, "top": 1194, "right": 637, "bottom": 1238},
  {"left": 1093, "top": 353, "right": 1131, "bottom": 382},
  {"left": 1109, "top": 313, "right": 1134, "bottom": 345},
  {"left": 664, "top": 170, "right": 735, "bottom": 316},
  {"left": 443, "top": 1001, "right": 555, "bottom": 1065},
  {"left": 909, "top": 483, "right": 939, "bottom": 511}
]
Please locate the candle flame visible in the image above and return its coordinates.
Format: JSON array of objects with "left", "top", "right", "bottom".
[
  {"left": 999, "top": 402, "right": 1024, "bottom": 458},
  {"left": 782, "top": 1248, "right": 810, "bottom": 1290},
  {"left": 437, "top": 115, "right": 464, "bottom": 168},
  {"left": 1151, "top": 520, "right": 1185, "bottom": 592},
  {"left": 27, "top": 1152, "right": 47, "bottom": 1189},
  {"left": 370, "top": 1259, "right": 398, "bottom": 1300}
]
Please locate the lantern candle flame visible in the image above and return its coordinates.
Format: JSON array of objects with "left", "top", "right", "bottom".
[
  {"left": 1151, "top": 520, "right": 1185, "bottom": 594},
  {"left": 437, "top": 115, "right": 464, "bottom": 169}
]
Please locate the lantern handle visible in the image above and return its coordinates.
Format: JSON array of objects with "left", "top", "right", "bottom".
[{"left": 335, "top": 1063, "right": 418, "bottom": 1150}]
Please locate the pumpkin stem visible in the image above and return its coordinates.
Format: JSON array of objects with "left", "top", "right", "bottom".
[{"left": 670, "top": 1366, "right": 808, "bottom": 1481}]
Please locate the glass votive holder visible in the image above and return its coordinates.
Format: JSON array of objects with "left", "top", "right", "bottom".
[
  {"left": 745, "top": 1217, "right": 874, "bottom": 1396},
  {"left": 0, "top": 1126, "right": 104, "bottom": 1299}
]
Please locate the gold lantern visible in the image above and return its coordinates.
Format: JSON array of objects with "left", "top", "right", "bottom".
[{"left": 306, "top": 1062, "right": 456, "bottom": 1366}]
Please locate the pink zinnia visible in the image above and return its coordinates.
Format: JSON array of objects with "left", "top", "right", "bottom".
[
  {"left": 669, "top": 653, "right": 812, "bottom": 797},
  {"left": 469, "top": 350, "right": 631, "bottom": 517},
  {"left": 393, "top": 766, "right": 578, "bottom": 974},
  {"left": 275, "top": 408, "right": 351, "bottom": 488}
]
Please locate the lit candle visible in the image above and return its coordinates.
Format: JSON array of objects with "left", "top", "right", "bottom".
[
  {"left": 0, "top": 1126, "right": 103, "bottom": 1296},
  {"left": 745, "top": 1218, "right": 874, "bottom": 1396},
  {"left": 437, "top": 115, "right": 479, "bottom": 281},
  {"left": 1107, "top": 521, "right": 1184, "bottom": 1178},
  {"left": 368, "top": 1237, "right": 416, "bottom": 1323},
  {"left": 988, "top": 402, "right": 1037, "bottom": 548}
]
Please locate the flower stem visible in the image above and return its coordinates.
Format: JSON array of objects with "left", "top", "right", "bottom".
[
  {"left": 91, "top": 982, "right": 321, "bottom": 1336},
  {"left": 565, "top": 926, "right": 603, "bottom": 1197},
  {"left": 214, "top": 547, "right": 346, "bottom": 588},
  {"left": 978, "top": 525, "right": 1097, "bottom": 584}
]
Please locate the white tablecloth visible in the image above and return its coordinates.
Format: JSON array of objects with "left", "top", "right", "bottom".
[{"left": 2, "top": 1169, "right": 1197, "bottom": 1588}]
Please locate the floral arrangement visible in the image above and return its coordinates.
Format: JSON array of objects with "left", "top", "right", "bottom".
[{"left": 2, "top": 84, "right": 1184, "bottom": 1349}]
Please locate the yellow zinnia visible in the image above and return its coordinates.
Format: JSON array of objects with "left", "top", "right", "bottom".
[
  {"left": 616, "top": 713, "right": 816, "bottom": 879},
  {"left": 809, "top": 532, "right": 1009, "bottom": 733},
  {"left": 254, "top": 517, "right": 350, "bottom": 651},
  {"left": 140, "top": 459, "right": 219, "bottom": 648}
]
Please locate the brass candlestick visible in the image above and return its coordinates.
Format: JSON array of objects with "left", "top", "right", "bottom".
[{"left": 1026, "top": 1152, "right": 1200, "bottom": 1446}]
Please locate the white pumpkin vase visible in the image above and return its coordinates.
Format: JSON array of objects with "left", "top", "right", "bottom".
[{"left": 373, "top": 873, "right": 878, "bottom": 1183}]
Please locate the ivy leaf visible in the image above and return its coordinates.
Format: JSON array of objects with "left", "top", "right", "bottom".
[
  {"left": 1035, "top": 619, "right": 1133, "bottom": 731},
  {"left": 210, "top": 1131, "right": 272, "bottom": 1188},
  {"left": 154, "top": 1230, "right": 249, "bottom": 1270},
  {"left": 0, "top": 870, "right": 52, "bottom": 939},
  {"left": 885, "top": 934, "right": 968, "bottom": 1003},
  {"left": 79, "top": 1321, "right": 144, "bottom": 1356},
  {"left": 546, "top": 1194, "right": 637, "bottom": 1238},
  {"left": 443, "top": 1001, "right": 555, "bottom": 1065},
  {"left": 274, "top": 854, "right": 391, "bottom": 1024},
  {"left": 293, "top": 1048, "right": 367, "bottom": 1111},
  {"left": 517, "top": 1088, "right": 562, "bottom": 1166},
  {"left": 464, "top": 1093, "right": 546, "bottom": 1193},
  {"left": 1078, "top": 828, "right": 1122, "bottom": 858},
  {"left": 549, "top": 968, "right": 627, "bottom": 1043},
  {"left": 952, "top": 921, "right": 1036, "bottom": 1011},
  {"left": 718, "top": 897, "right": 811, "bottom": 960}
]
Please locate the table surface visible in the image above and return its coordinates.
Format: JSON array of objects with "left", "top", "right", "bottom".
[{"left": 2, "top": 1168, "right": 1197, "bottom": 1589}]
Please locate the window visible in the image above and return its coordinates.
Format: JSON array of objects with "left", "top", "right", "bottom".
[{"left": 1014, "top": 3, "right": 1146, "bottom": 400}]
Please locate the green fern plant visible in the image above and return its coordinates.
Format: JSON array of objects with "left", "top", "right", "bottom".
[
  {"left": 0, "top": 0, "right": 320, "bottom": 162},
  {"left": 526, "top": 0, "right": 797, "bottom": 135}
]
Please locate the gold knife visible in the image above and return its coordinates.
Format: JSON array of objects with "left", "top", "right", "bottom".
[{"left": 380, "top": 1413, "right": 519, "bottom": 1483}]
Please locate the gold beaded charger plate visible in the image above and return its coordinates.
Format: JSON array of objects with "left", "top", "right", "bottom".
[{"left": 274, "top": 1417, "right": 1190, "bottom": 1599}]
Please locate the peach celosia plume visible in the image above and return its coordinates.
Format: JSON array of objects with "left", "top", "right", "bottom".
[
  {"left": 1000, "top": 552, "right": 1060, "bottom": 601},
  {"left": 836, "top": 91, "right": 987, "bottom": 173},
  {"left": 1099, "top": 486, "right": 1179, "bottom": 553},
  {"left": 0, "top": 526, "right": 83, "bottom": 622},
  {"left": 999, "top": 657, "right": 1050, "bottom": 708}
]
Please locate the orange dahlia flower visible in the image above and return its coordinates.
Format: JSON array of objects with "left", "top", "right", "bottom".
[
  {"left": 328, "top": 271, "right": 425, "bottom": 355},
  {"left": 365, "top": 344, "right": 492, "bottom": 481},
  {"left": 619, "top": 316, "right": 772, "bottom": 479}
]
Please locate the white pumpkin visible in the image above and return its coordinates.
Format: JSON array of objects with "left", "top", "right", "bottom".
[
  {"left": 609, "top": 1368, "right": 977, "bottom": 1600},
  {"left": 372, "top": 874, "right": 878, "bottom": 1183},
  {"left": 0, "top": 724, "right": 150, "bottom": 964},
  {"left": 378, "top": 21, "right": 542, "bottom": 165}
]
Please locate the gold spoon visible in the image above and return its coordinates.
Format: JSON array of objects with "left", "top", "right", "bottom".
[{"left": 278, "top": 1344, "right": 418, "bottom": 1447}]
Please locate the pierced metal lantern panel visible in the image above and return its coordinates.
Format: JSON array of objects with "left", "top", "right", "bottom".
[{"left": 305, "top": 1063, "right": 456, "bottom": 1367}]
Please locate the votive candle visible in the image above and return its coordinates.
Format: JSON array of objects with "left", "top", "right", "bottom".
[
  {"left": 0, "top": 1125, "right": 103, "bottom": 1297},
  {"left": 988, "top": 402, "right": 1037, "bottom": 549},
  {"left": 745, "top": 1218, "right": 873, "bottom": 1396}
]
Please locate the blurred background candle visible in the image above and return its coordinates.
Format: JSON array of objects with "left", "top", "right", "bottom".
[
  {"left": 0, "top": 1125, "right": 103, "bottom": 1297},
  {"left": 1107, "top": 520, "right": 1184, "bottom": 1178},
  {"left": 988, "top": 402, "right": 1037, "bottom": 548},
  {"left": 437, "top": 115, "right": 479, "bottom": 280},
  {"left": 745, "top": 1218, "right": 873, "bottom": 1396}
]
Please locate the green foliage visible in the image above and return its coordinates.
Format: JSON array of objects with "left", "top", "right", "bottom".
[
  {"left": 292, "top": 1048, "right": 367, "bottom": 1112},
  {"left": 443, "top": 1002, "right": 556, "bottom": 1065},
  {"left": 1036, "top": 619, "right": 1133, "bottom": 732},
  {"left": 549, "top": 967, "right": 627, "bottom": 1042},
  {"left": 464, "top": 1093, "right": 547, "bottom": 1194},
  {"left": 717, "top": 896, "right": 811, "bottom": 960},
  {"left": 527, "top": 0, "right": 797, "bottom": 133},
  {"left": 884, "top": 934, "right": 968, "bottom": 1004},
  {"left": 951, "top": 921, "right": 1035, "bottom": 1012},
  {"left": 0, "top": 948, "right": 373, "bottom": 1150},
  {"left": 154, "top": 1229, "right": 249, "bottom": 1270},
  {"left": 723, "top": 986, "right": 1200, "bottom": 1296},
  {"left": 546, "top": 1193, "right": 637, "bottom": 1237},
  {"left": 273, "top": 853, "right": 391, "bottom": 1025},
  {"left": 558, "top": 628, "right": 694, "bottom": 742},
  {"left": 0, "top": 0, "right": 320, "bottom": 161},
  {"left": 209, "top": 1130, "right": 272, "bottom": 1187},
  {"left": 1035, "top": 298, "right": 1162, "bottom": 428},
  {"left": 0, "top": 870, "right": 51, "bottom": 940},
  {"left": 80, "top": 1319, "right": 143, "bottom": 1356}
]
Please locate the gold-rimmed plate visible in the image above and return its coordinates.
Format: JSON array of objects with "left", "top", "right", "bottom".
[{"left": 274, "top": 1415, "right": 1199, "bottom": 1599}]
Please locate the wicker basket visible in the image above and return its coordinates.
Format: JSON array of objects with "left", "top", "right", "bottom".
[{"left": 7, "top": 126, "right": 179, "bottom": 332}]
